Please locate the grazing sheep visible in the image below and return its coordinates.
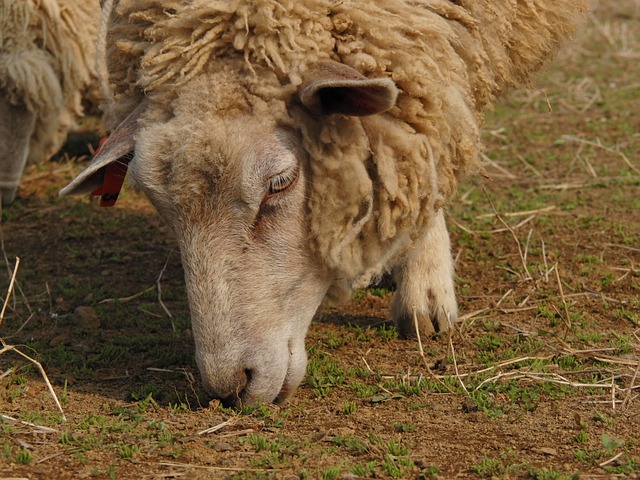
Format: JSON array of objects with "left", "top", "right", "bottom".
[
  {"left": 0, "top": 0, "right": 98, "bottom": 205},
  {"left": 61, "top": 0, "right": 588, "bottom": 406}
]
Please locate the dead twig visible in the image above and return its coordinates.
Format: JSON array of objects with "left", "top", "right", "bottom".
[
  {"left": 448, "top": 327, "right": 469, "bottom": 397},
  {"left": 157, "top": 251, "right": 176, "bottom": 332},
  {"left": 412, "top": 305, "right": 425, "bottom": 359},
  {"left": 475, "top": 205, "right": 556, "bottom": 220},
  {"left": 496, "top": 289, "right": 513, "bottom": 307},
  {"left": 0, "top": 345, "right": 67, "bottom": 421},
  {"left": 361, "top": 353, "right": 375, "bottom": 376},
  {"left": 554, "top": 264, "right": 572, "bottom": 341},
  {"left": 611, "top": 265, "right": 639, "bottom": 283},
  {"left": 479, "top": 152, "right": 517, "bottom": 179},
  {"left": 562, "top": 135, "right": 640, "bottom": 175},
  {"left": 412, "top": 305, "right": 456, "bottom": 394},
  {"left": 621, "top": 361, "right": 640, "bottom": 410},
  {"left": 476, "top": 371, "right": 631, "bottom": 392},
  {"left": 516, "top": 154, "right": 544, "bottom": 178},
  {"left": 605, "top": 243, "right": 640, "bottom": 253},
  {"left": 599, "top": 452, "right": 625, "bottom": 468},
  {"left": 483, "top": 188, "right": 533, "bottom": 281},
  {"left": 99, "top": 286, "right": 155, "bottom": 304},
  {"left": 218, "top": 428, "right": 255, "bottom": 438},
  {"left": 159, "top": 462, "right": 272, "bottom": 473},
  {"left": 3, "top": 312, "right": 36, "bottom": 340},
  {"left": 541, "top": 238, "right": 550, "bottom": 282},
  {"left": 0, "top": 414, "right": 58, "bottom": 434},
  {"left": 0, "top": 258, "right": 67, "bottom": 421},
  {"left": 36, "top": 451, "right": 66, "bottom": 464},
  {"left": 453, "top": 215, "right": 537, "bottom": 236},
  {"left": 198, "top": 418, "right": 236, "bottom": 435},
  {"left": 449, "top": 356, "right": 552, "bottom": 381},
  {"left": 456, "top": 308, "right": 488, "bottom": 333},
  {"left": 0, "top": 225, "right": 33, "bottom": 319},
  {"left": 0, "top": 257, "right": 20, "bottom": 328}
]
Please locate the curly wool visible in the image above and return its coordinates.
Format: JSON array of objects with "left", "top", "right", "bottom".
[
  {"left": 101, "top": 0, "right": 588, "bottom": 296},
  {"left": 0, "top": 0, "right": 98, "bottom": 165}
]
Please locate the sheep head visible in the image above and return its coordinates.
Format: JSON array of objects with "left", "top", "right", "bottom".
[{"left": 60, "top": 61, "right": 398, "bottom": 406}]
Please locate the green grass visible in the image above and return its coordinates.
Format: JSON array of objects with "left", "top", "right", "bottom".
[
  {"left": 331, "top": 435, "right": 369, "bottom": 455},
  {"left": 351, "top": 461, "right": 377, "bottom": 476},
  {"left": 15, "top": 448, "right": 33, "bottom": 465},
  {"left": 320, "top": 465, "right": 342, "bottom": 480},
  {"left": 306, "top": 350, "right": 348, "bottom": 397}
]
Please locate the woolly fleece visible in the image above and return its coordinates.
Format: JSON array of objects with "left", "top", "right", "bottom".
[
  {"left": 101, "top": 0, "right": 588, "bottom": 297},
  {"left": 0, "top": 0, "right": 98, "bottom": 166}
]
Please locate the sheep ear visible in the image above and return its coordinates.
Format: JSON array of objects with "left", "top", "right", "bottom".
[
  {"left": 299, "top": 61, "right": 398, "bottom": 116},
  {"left": 59, "top": 103, "right": 144, "bottom": 197}
]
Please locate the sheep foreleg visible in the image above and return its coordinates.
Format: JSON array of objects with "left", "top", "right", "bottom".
[{"left": 391, "top": 208, "right": 458, "bottom": 338}]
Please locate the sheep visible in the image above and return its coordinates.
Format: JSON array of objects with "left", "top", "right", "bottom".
[
  {"left": 0, "top": 0, "right": 98, "bottom": 206},
  {"left": 60, "top": 0, "right": 588, "bottom": 406}
]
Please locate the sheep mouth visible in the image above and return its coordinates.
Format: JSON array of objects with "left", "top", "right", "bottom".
[
  {"left": 217, "top": 370, "right": 294, "bottom": 408},
  {"left": 274, "top": 380, "right": 294, "bottom": 405},
  {"left": 215, "top": 350, "right": 301, "bottom": 408},
  {"left": 273, "top": 339, "right": 302, "bottom": 404}
]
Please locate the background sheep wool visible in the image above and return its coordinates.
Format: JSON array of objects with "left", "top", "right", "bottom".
[
  {"left": 103, "top": 0, "right": 588, "bottom": 297},
  {"left": 0, "top": 0, "right": 97, "bottom": 165}
]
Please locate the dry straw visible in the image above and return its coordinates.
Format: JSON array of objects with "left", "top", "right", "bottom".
[
  {"left": 398, "top": 185, "right": 639, "bottom": 410},
  {"left": 0, "top": 257, "right": 67, "bottom": 421}
]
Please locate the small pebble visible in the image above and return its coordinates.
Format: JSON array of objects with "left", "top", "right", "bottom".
[{"left": 73, "top": 305, "right": 101, "bottom": 329}]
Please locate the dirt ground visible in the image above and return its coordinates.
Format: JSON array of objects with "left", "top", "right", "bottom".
[{"left": 1, "top": 2, "right": 639, "bottom": 479}]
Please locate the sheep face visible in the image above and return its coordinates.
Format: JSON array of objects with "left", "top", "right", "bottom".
[
  {"left": 133, "top": 110, "right": 332, "bottom": 406},
  {"left": 60, "top": 61, "right": 399, "bottom": 406}
]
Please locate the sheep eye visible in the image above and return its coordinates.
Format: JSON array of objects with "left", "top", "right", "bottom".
[
  {"left": 266, "top": 169, "right": 298, "bottom": 197},
  {"left": 268, "top": 175, "right": 292, "bottom": 194}
]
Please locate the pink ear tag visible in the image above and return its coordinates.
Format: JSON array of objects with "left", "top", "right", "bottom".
[{"left": 91, "top": 137, "right": 132, "bottom": 207}]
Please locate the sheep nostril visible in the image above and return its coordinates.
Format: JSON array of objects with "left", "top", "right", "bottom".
[
  {"left": 218, "top": 368, "right": 251, "bottom": 408},
  {"left": 220, "top": 394, "right": 240, "bottom": 408},
  {"left": 230, "top": 368, "right": 250, "bottom": 397}
]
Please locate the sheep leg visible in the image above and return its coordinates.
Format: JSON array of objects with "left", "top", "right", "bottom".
[
  {"left": 0, "top": 96, "right": 36, "bottom": 206},
  {"left": 391, "top": 208, "right": 458, "bottom": 338}
]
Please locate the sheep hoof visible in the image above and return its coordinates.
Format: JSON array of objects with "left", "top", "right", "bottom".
[
  {"left": 1, "top": 187, "right": 17, "bottom": 206},
  {"left": 395, "top": 307, "right": 457, "bottom": 339}
]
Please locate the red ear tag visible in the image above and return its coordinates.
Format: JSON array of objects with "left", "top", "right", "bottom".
[{"left": 91, "top": 136, "right": 132, "bottom": 207}]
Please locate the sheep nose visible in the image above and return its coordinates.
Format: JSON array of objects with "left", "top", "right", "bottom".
[{"left": 205, "top": 368, "right": 251, "bottom": 408}]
